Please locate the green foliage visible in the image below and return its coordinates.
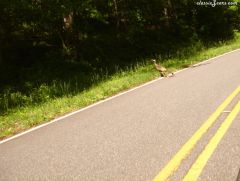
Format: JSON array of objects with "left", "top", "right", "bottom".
[
  {"left": 1, "top": 0, "right": 238, "bottom": 64},
  {"left": 0, "top": 0, "right": 239, "bottom": 113}
]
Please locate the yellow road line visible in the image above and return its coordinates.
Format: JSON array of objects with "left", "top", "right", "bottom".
[
  {"left": 183, "top": 101, "right": 240, "bottom": 181},
  {"left": 153, "top": 86, "right": 240, "bottom": 181}
]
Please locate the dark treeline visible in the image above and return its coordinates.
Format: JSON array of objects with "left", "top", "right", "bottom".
[
  {"left": 0, "top": 0, "right": 239, "bottom": 112},
  {"left": 1, "top": 1, "right": 239, "bottom": 65}
]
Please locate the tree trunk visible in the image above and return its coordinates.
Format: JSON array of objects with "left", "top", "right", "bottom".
[
  {"left": 113, "top": 0, "right": 120, "bottom": 28},
  {"left": 63, "top": 12, "right": 73, "bottom": 31}
]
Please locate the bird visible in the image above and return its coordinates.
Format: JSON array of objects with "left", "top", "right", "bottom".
[{"left": 152, "top": 59, "right": 174, "bottom": 77}]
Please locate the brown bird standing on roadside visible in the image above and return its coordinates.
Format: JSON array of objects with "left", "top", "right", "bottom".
[{"left": 152, "top": 59, "right": 174, "bottom": 77}]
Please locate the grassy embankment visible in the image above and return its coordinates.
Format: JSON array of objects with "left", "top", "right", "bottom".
[{"left": 1, "top": 33, "right": 240, "bottom": 140}]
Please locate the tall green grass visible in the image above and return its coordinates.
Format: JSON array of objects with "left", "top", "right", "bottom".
[{"left": 1, "top": 32, "right": 240, "bottom": 139}]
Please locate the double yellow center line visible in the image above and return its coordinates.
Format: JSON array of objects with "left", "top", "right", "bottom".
[{"left": 153, "top": 86, "right": 240, "bottom": 181}]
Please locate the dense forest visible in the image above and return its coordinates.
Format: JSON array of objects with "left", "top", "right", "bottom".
[{"left": 0, "top": 0, "right": 239, "bottom": 113}]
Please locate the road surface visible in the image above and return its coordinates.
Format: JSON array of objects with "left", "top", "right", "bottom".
[{"left": 0, "top": 50, "right": 240, "bottom": 181}]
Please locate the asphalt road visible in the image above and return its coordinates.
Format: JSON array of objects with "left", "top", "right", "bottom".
[{"left": 0, "top": 50, "right": 240, "bottom": 181}]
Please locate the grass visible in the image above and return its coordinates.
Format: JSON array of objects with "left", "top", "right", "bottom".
[{"left": 1, "top": 32, "right": 240, "bottom": 140}]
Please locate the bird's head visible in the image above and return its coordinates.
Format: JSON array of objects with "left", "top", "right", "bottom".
[{"left": 152, "top": 59, "right": 156, "bottom": 63}]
